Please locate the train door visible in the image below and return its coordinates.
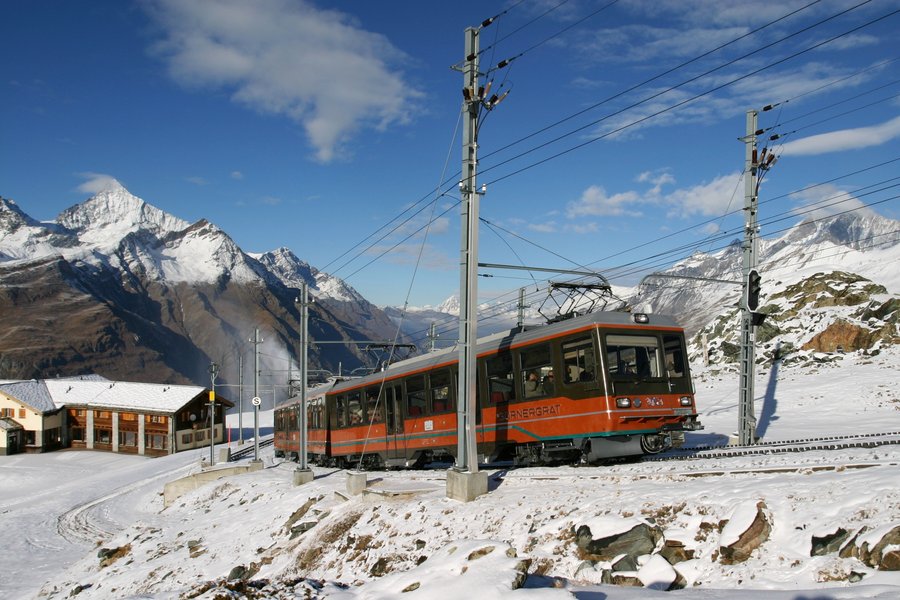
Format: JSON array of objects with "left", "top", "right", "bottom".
[{"left": 383, "top": 383, "right": 405, "bottom": 462}]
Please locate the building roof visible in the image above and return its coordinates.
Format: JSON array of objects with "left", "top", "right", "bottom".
[
  {"left": 0, "top": 378, "right": 232, "bottom": 415},
  {"left": 0, "top": 380, "right": 56, "bottom": 413},
  {"left": 43, "top": 380, "right": 211, "bottom": 413},
  {"left": 0, "top": 417, "right": 24, "bottom": 431}
]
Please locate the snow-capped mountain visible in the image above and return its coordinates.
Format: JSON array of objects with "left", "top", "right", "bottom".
[
  {"left": 0, "top": 183, "right": 403, "bottom": 389},
  {"left": 390, "top": 213, "right": 899, "bottom": 358}
]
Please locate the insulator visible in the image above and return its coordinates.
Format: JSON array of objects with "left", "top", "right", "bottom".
[
  {"left": 770, "top": 133, "right": 780, "bottom": 141},
  {"left": 498, "top": 59, "right": 509, "bottom": 69}
]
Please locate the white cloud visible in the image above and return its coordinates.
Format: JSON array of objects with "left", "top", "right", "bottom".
[
  {"left": 144, "top": 0, "right": 422, "bottom": 162},
  {"left": 664, "top": 172, "right": 743, "bottom": 218},
  {"left": 789, "top": 183, "right": 874, "bottom": 219},
  {"left": 700, "top": 221, "right": 721, "bottom": 235},
  {"left": 186, "top": 176, "right": 208, "bottom": 186},
  {"left": 636, "top": 169, "right": 675, "bottom": 196},
  {"left": 780, "top": 115, "right": 900, "bottom": 156},
  {"left": 528, "top": 221, "right": 559, "bottom": 233},
  {"left": 566, "top": 185, "right": 643, "bottom": 217},
  {"left": 230, "top": 171, "right": 244, "bottom": 180},
  {"left": 75, "top": 172, "right": 122, "bottom": 195}
]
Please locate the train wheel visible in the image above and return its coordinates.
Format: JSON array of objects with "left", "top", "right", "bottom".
[{"left": 640, "top": 433, "right": 671, "bottom": 454}]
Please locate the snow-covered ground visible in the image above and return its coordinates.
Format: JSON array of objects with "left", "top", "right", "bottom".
[{"left": 2, "top": 347, "right": 899, "bottom": 600}]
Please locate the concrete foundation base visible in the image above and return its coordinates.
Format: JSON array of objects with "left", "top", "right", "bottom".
[
  {"left": 218, "top": 447, "right": 232, "bottom": 463},
  {"left": 446, "top": 469, "right": 488, "bottom": 502},
  {"left": 293, "top": 468, "right": 314, "bottom": 486},
  {"left": 347, "top": 471, "right": 368, "bottom": 495}
]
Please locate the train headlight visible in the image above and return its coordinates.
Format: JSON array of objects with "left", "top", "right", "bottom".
[
  {"left": 632, "top": 313, "right": 650, "bottom": 324},
  {"left": 679, "top": 396, "right": 693, "bottom": 406},
  {"left": 616, "top": 397, "right": 631, "bottom": 408}
]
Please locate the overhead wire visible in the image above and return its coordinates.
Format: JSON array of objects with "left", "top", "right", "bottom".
[
  {"left": 481, "top": 3, "right": 897, "bottom": 187},
  {"left": 322, "top": 1, "right": 874, "bottom": 281},
  {"left": 322, "top": 3, "right": 898, "bottom": 322}
]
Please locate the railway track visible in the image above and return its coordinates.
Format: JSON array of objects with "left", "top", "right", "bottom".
[
  {"left": 647, "top": 430, "right": 900, "bottom": 462},
  {"left": 229, "top": 437, "right": 274, "bottom": 461}
]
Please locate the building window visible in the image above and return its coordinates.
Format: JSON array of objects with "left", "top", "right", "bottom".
[
  {"left": 119, "top": 431, "right": 137, "bottom": 447},
  {"left": 182, "top": 433, "right": 193, "bottom": 445},
  {"left": 19, "top": 408, "right": 26, "bottom": 418},
  {"left": 0, "top": 408, "right": 12, "bottom": 418},
  {"left": 146, "top": 415, "right": 167, "bottom": 425},
  {"left": 146, "top": 434, "right": 168, "bottom": 450},
  {"left": 94, "top": 429, "right": 112, "bottom": 444},
  {"left": 71, "top": 427, "right": 85, "bottom": 442},
  {"left": 121, "top": 412, "right": 136, "bottom": 421}
]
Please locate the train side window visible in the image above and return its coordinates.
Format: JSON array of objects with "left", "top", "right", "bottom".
[
  {"left": 335, "top": 395, "right": 348, "bottom": 428},
  {"left": 486, "top": 351, "right": 515, "bottom": 404},
  {"left": 406, "top": 375, "right": 427, "bottom": 417},
  {"left": 606, "top": 334, "right": 662, "bottom": 378},
  {"left": 365, "top": 387, "right": 384, "bottom": 423},
  {"left": 348, "top": 391, "right": 363, "bottom": 425},
  {"left": 562, "top": 337, "right": 596, "bottom": 384},
  {"left": 430, "top": 369, "right": 454, "bottom": 413},
  {"left": 663, "top": 335, "right": 686, "bottom": 377},
  {"left": 520, "top": 344, "right": 554, "bottom": 397}
]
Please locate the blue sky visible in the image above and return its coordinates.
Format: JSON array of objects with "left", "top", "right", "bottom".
[{"left": 2, "top": 0, "right": 899, "bottom": 309}]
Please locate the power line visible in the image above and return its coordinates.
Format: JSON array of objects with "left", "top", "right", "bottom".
[
  {"left": 319, "top": 1, "right": 828, "bottom": 281},
  {"left": 482, "top": 3, "right": 897, "bottom": 187}
]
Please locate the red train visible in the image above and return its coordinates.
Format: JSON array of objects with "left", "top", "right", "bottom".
[{"left": 274, "top": 310, "right": 702, "bottom": 468}]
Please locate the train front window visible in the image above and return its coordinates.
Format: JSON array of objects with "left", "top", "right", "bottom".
[
  {"left": 663, "top": 335, "right": 686, "bottom": 377},
  {"left": 562, "top": 337, "right": 596, "bottom": 384},
  {"left": 606, "top": 334, "right": 661, "bottom": 379}
]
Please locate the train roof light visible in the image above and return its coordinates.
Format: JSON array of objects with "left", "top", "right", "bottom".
[{"left": 633, "top": 313, "right": 650, "bottom": 324}]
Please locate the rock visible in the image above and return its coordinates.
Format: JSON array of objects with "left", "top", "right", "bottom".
[
  {"left": 227, "top": 565, "right": 248, "bottom": 581},
  {"left": 576, "top": 523, "right": 663, "bottom": 561},
  {"left": 636, "top": 554, "right": 678, "bottom": 591},
  {"left": 859, "top": 524, "right": 900, "bottom": 568},
  {"left": 610, "top": 573, "right": 643, "bottom": 587},
  {"left": 660, "top": 539, "right": 694, "bottom": 564},
  {"left": 719, "top": 501, "right": 771, "bottom": 565},
  {"left": 611, "top": 554, "right": 638, "bottom": 572},
  {"left": 881, "top": 549, "right": 900, "bottom": 571},
  {"left": 848, "top": 571, "right": 866, "bottom": 583},
  {"left": 811, "top": 528, "right": 851, "bottom": 556}
]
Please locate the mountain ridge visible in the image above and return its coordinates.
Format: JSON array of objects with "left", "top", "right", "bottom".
[{"left": 0, "top": 184, "right": 404, "bottom": 397}]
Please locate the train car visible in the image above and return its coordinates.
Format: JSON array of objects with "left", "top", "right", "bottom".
[{"left": 275, "top": 310, "right": 702, "bottom": 468}]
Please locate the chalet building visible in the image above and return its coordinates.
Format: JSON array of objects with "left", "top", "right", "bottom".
[{"left": 0, "top": 377, "right": 232, "bottom": 457}]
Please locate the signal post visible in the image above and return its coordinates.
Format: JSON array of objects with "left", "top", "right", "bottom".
[{"left": 737, "top": 110, "right": 769, "bottom": 446}]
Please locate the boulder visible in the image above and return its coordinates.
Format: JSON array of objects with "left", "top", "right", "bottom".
[
  {"left": 659, "top": 539, "right": 694, "bottom": 564},
  {"left": 859, "top": 524, "right": 900, "bottom": 569},
  {"left": 719, "top": 501, "right": 771, "bottom": 565},
  {"left": 811, "top": 528, "right": 851, "bottom": 556},
  {"left": 575, "top": 522, "right": 663, "bottom": 561}
]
